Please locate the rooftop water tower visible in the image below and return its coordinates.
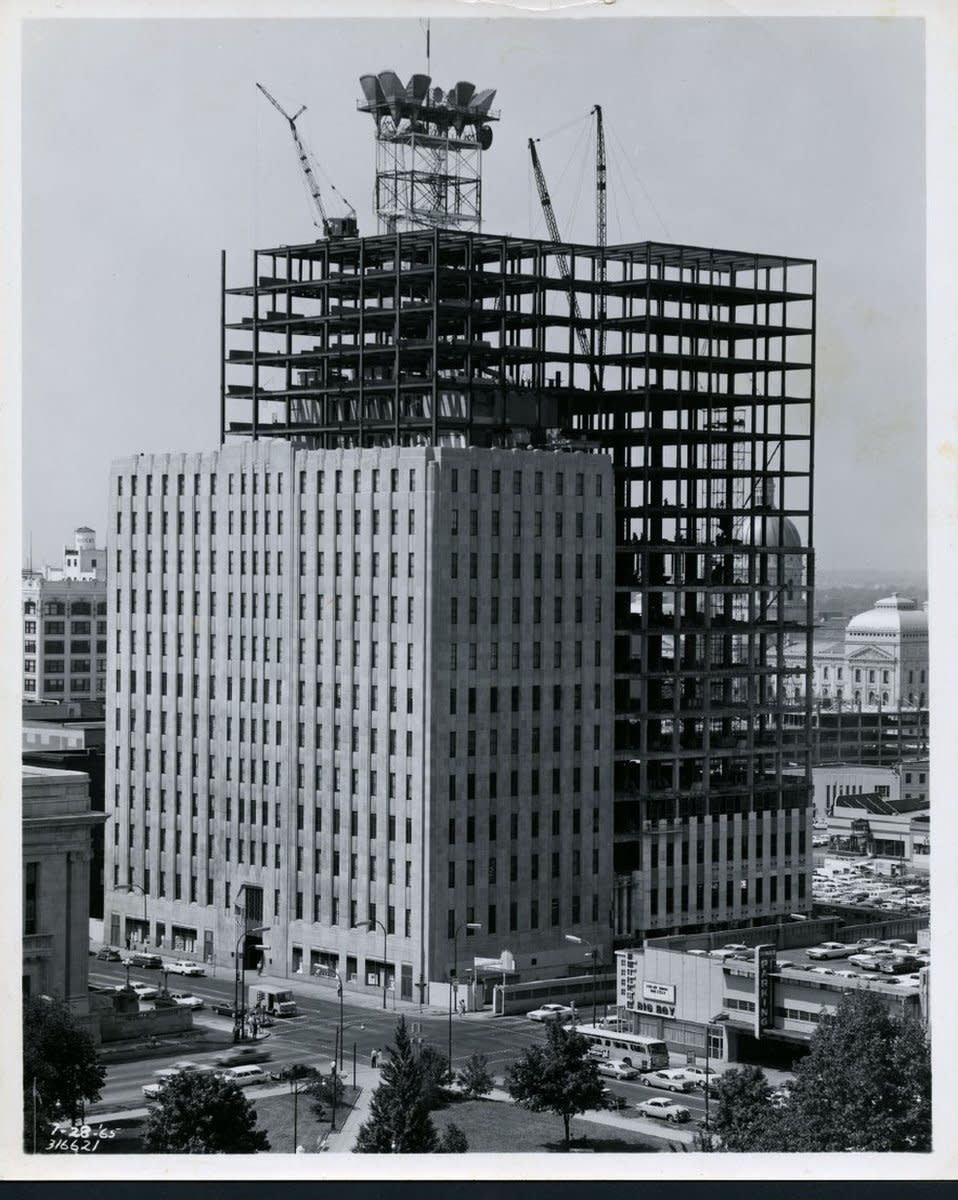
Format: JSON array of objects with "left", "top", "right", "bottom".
[{"left": 358, "top": 70, "right": 499, "bottom": 234}]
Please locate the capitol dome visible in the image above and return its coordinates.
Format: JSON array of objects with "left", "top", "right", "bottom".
[
  {"left": 846, "top": 594, "right": 928, "bottom": 639},
  {"left": 738, "top": 512, "right": 803, "bottom": 549}
]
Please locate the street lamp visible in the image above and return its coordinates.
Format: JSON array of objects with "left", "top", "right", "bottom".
[
  {"left": 564, "top": 934, "right": 600, "bottom": 1027},
  {"left": 334, "top": 970, "right": 345, "bottom": 1070},
  {"left": 121, "top": 878, "right": 148, "bottom": 946},
  {"left": 448, "top": 921, "right": 482, "bottom": 1071},
  {"left": 332, "top": 1019, "right": 366, "bottom": 1129},
  {"left": 233, "top": 925, "right": 269, "bottom": 1042},
  {"left": 353, "top": 918, "right": 389, "bottom": 1009}
]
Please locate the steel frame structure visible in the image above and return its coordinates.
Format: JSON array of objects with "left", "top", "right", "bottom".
[{"left": 222, "top": 230, "right": 816, "bottom": 943}]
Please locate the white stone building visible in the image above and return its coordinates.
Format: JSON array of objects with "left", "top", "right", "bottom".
[{"left": 103, "top": 441, "right": 616, "bottom": 1000}]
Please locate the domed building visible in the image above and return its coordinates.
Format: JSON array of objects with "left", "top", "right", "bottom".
[
  {"left": 844, "top": 594, "right": 929, "bottom": 710},
  {"left": 784, "top": 593, "right": 928, "bottom": 713}
]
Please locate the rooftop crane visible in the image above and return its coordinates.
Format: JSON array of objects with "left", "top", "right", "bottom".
[
  {"left": 528, "top": 137, "right": 597, "bottom": 389},
  {"left": 256, "top": 82, "right": 357, "bottom": 238},
  {"left": 593, "top": 104, "right": 607, "bottom": 380}
]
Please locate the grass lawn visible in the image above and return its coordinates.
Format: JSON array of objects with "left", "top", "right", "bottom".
[
  {"left": 255, "top": 1086, "right": 360, "bottom": 1154},
  {"left": 433, "top": 1099, "right": 662, "bottom": 1153}
]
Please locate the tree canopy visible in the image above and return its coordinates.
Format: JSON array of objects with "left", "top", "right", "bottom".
[
  {"left": 143, "top": 1072, "right": 270, "bottom": 1154},
  {"left": 708, "top": 1065, "right": 774, "bottom": 1151},
  {"left": 353, "top": 1016, "right": 440, "bottom": 1153},
  {"left": 23, "top": 995, "right": 105, "bottom": 1151},
  {"left": 770, "top": 990, "right": 931, "bottom": 1152},
  {"left": 505, "top": 1020, "right": 606, "bottom": 1149},
  {"left": 708, "top": 991, "right": 931, "bottom": 1153},
  {"left": 457, "top": 1051, "right": 495, "bottom": 1101}
]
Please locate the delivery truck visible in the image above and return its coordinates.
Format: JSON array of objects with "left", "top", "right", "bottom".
[{"left": 248, "top": 985, "right": 298, "bottom": 1017}]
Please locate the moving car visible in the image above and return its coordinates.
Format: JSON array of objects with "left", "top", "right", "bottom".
[
  {"left": 597, "top": 1059, "right": 639, "bottom": 1080},
  {"left": 166, "top": 991, "right": 204, "bottom": 1009},
  {"left": 123, "top": 951, "right": 163, "bottom": 969},
  {"left": 95, "top": 947, "right": 122, "bottom": 962},
  {"left": 635, "top": 1097, "right": 691, "bottom": 1123},
  {"left": 806, "top": 942, "right": 854, "bottom": 960},
  {"left": 129, "top": 982, "right": 159, "bottom": 1000},
  {"left": 215, "top": 1046, "right": 273, "bottom": 1068},
  {"left": 141, "top": 1063, "right": 213, "bottom": 1099},
  {"left": 168, "top": 960, "right": 206, "bottom": 977},
  {"left": 212, "top": 1001, "right": 239, "bottom": 1018},
  {"left": 527, "top": 1003, "right": 574, "bottom": 1023},
  {"left": 644, "top": 1069, "right": 694, "bottom": 1093}
]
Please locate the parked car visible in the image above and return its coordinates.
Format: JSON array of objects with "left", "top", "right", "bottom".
[
  {"left": 635, "top": 1097, "right": 691, "bottom": 1123},
  {"left": 877, "top": 955, "right": 921, "bottom": 975},
  {"left": 168, "top": 960, "right": 206, "bottom": 977},
  {"left": 129, "top": 982, "right": 159, "bottom": 1000},
  {"left": 722, "top": 944, "right": 750, "bottom": 953},
  {"left": 219, "top": 1065, "right": 268, "bottom": 1088},
  {"left": 95, "top": 947, "right": 122, "bottom": 962},
  {"left": 678, "top": 1066, "right": 718, "bottom": 1088},
  {"left": 215, "top": 1046, "right": 273, "bottom": 1068},
  {"left": 644, "top": 1069, "right": 694, "bottom": 1093},
  {"left": 809, "top": 967, "right": 836, "bottom": 977},
  {"left": 269, "top": 1063, "right": 323, "bottom": 1083},
  {"left": 600, "top": 1088, "right": 629, "bottom": 1112},
  {"left": 527, "top": 1003, "right": 574, "bottom": 1023},
  {"left": 848, "top": 950, "right": 897, "bottom": 969},
  {"left": 597, "top": 1059, "right": 639, "bottom": 1080},
  {"left": 806, "top": 942, "right": 854, "bottom": 960}
]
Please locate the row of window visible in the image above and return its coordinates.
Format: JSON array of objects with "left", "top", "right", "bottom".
[
  {"left": 23, "top": 600, "right": 105, "bottom": 617},
  {"left": 26, "top": 677, "right": 102, "bottom": 694},
  {"left": 448, "top": 849, "right": 600, "bottom": 887},
  {"left": 648, "top": 830, "right": 806, "bottom": 867},
  {"left": 648, "top": 873, "right": 805, "bottom": 916},
  {"left": 447, "top": 894, "right": 600, "bottom": 938},
  {"left": 449, "top": 508, "right": 604, "bottom": 542},
  {"left": 448, "top": 465, "right": 601, "bottom": 499},
  {"left": 25, "top": 659, "right": 103, "bottom": 675}
]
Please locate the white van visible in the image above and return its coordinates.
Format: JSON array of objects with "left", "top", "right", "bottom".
[{"left": 221, "top": 1064, "right": 268, "bottom": 1088}]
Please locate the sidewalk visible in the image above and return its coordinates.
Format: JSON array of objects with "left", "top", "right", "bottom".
[{"left": 254, "top": 971, "right": 490, "bottom": 1021}]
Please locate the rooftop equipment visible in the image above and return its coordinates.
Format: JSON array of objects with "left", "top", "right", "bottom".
[{"left": 358, "top": 70, "right": 499, "bottom": 233}]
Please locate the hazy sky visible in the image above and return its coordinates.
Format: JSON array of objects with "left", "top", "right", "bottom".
[{"left": 21, "top": 15, "right": 926, "bottom": 574}]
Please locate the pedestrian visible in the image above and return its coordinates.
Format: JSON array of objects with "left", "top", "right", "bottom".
[
  {"left": 459, "top": 999, "right": 466, "bottom": 1016},
  {"left": 370, "top": 1049, "right": 378, "bottom": 1069}
]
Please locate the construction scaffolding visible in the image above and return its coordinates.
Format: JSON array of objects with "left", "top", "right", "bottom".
[{"left": 222, "top": 230, "right": 816, "bottom": 941}]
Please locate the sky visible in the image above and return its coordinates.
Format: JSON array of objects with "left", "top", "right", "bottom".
[{"left": 20, "top": 13, "right": 926, "bottom": 575}]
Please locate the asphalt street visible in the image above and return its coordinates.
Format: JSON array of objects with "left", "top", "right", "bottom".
[{"left": 88, "top": 960, "right": 715, "bottom": 1125}]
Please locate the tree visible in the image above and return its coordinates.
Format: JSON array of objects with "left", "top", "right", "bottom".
[
  {"left": 438, "top": 1123, "right": 469, "bottom": 1152},
  {"left": 708, "top": 1065, "right": 774, "bottom": 1151},
  {"left": 769, "top": 991, "right": 931, "bottom": 1152},
  {"left": 457, "top": 1052, "right": 494, "bottom": 1101},
  {"left": 23, "top": 995, "right": 105, "bottom": 1151},
  {"left": 418, "top": 1043, "right": 453, "bottom": 1111},
  {"left": 309, "top": 1070, "right": 346, "bottom": 1121},
  {"left": 505, "top": 1020, "right": 606, "bottom": 1150},
  {"left": 143, "top": 1072, "right": 270, "bottom": 1153},
  {"left": 353, "top": 1016, "right": 440, "bottom": 1153}
]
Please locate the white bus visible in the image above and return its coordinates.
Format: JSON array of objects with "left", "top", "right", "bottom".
[{"left": 574, "top": 1024, "right": 670, "bottom": 1071}]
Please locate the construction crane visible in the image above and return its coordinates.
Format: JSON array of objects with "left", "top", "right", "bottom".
[
  {"left": 528, "top": 137, "right": 596, "bottom": 387},
  {"left": 593, "top": 105, "right": 607, "bottom": 378},
  {"left": 256, "top": 82, "right": 357, "bottom": 238}
]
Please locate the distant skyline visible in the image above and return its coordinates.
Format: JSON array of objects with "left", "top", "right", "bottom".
[{"left": 21, "top": 15, "right": 926, "bottom": 574}]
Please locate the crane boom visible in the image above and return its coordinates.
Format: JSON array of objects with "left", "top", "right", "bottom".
[
  {"left": 257, "top": 81, "right": 331, "bottom": 235},
  {"left": 528, "top": 138, "right": 594, "bottom": 376},
  {"left": 593, "top": 104, "right": 607, "bottom": 379}
]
